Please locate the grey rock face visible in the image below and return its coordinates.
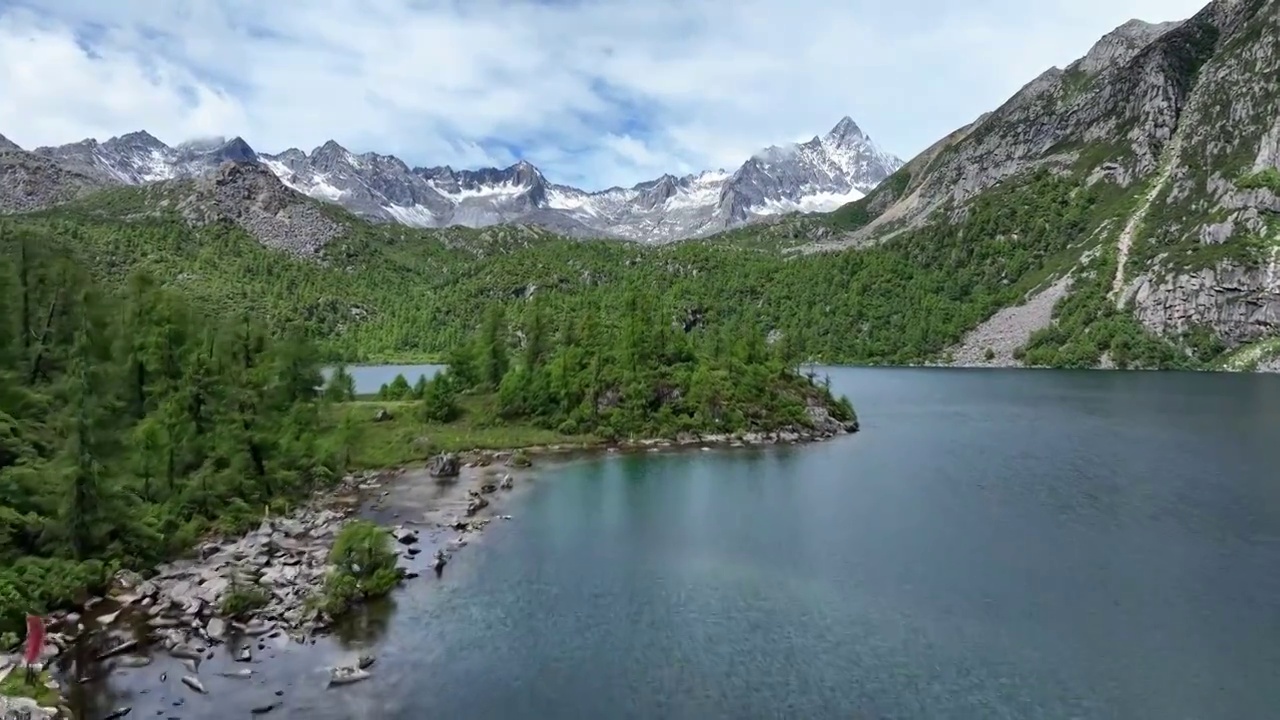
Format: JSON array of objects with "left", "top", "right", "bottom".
[
  {"left": 1072, "top": 19, "right": 1184, "bottom": 76},
  {"left": 159, "top": 161, "right": 345, "bottom": 256},
  {"left": 1132, "top": 261, "right": 1280, "bottom": 346},
  {"left": 1, "top": 145, "right": 107, "bottom": 213},
  {"left": 1122, "top": 0, "right": 1280, "bottom": 344}
]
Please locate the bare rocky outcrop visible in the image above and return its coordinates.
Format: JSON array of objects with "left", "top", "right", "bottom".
[
  {"left": 1121, "top": 0, "right": 1280, "bottom": 343},
  {"left": 1258, "top": 115, "right": 1280, "bottom": 171},
  {"left": 0, "top": 146, "right": 108, "bottom": 214},
  {"left": 1131, "top": 259, "right": 1280, "bottom": 346},
  {"left": 1072, "top": 19, "right": 1184, "bottom": 76},
  {"left": 803, "top": 402, "right": 859, "bottom": 435},
  {"left": 1, "top": 143, "right": 349, "bottom": 256},
  {"left": 164, "top": 161, "right": 345, "bottom": 256}
]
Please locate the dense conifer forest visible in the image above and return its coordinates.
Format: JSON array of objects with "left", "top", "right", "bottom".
[
  {"left": 0, "top": 225, "right": 854, "bottom": 636},
  {"left": 6, "top": 166, "right": 1196, "bottom": 371},
  {"left": 0, "top": 227, "right": 339, "bottom": 637}
]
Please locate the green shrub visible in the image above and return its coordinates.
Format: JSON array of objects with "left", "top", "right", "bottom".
[
  {"left": 317, "top": 520, "right": 399, "bottom": 616},
  {"left": 220, "top": 584, "right": 270, "bottom": 619}
]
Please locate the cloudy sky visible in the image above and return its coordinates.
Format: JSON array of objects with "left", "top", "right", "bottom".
[{"left": 0, "top": 0, "right": 1206, "bottom": 190}]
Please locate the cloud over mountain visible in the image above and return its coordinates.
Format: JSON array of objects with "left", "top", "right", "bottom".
[{"left": 0, "top": 0, "right": 1205, "bottom": 190}]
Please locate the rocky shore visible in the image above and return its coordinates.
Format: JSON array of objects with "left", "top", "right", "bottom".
[
  {"left": 0, "top": 449, "right": 549, "bottom": 719},
  {"left": 3, "top": 418, "right": 857, "bottom": 718}
]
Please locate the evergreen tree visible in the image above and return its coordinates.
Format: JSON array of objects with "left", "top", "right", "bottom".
[
  {"left": 522, "top": 298, "right": 548, "bottom": 371},
  {"left": 60, "top": 288, "right": 115, "bottom": 559},
  {"left": 477, "top": 305, "right": 508, "bottom": 389},
  {"left": 419, "top": 374, "right": 460, "bottom": 423},
  {"left": 324, "top": 364, "right": 356, "bottom": 402},
  {"left": 0, "top": 230, "right": 356, "bottom": 633}
]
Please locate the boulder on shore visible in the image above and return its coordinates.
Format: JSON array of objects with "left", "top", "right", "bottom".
[
  {"left": 0, "top": 695, "right": 58, "bottom": 720},
  {"left": 428, "top": 453, "right": 460, "bottom": 478},
  {"left": 465, "top": 495, "right": 489, "bottom": 517}
]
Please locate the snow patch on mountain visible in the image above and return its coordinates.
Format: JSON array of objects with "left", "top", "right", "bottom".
[{"left": 758, "top": 187, "right": 866, "bottom": 215}]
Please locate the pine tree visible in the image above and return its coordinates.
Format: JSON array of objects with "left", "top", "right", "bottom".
[
  {"left": 477, "top": 305, "right": 508, "bottom": 389},
  {"left": 325, "top": 364, "right": 356, "bottom": 402},
  {"left": 61, "top": 289, "right": 114, "bottom": 559},
  {"left": 522, "top": 298, "right": 548, "bottom": 370}
]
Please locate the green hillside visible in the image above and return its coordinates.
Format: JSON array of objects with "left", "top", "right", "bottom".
[{"left": 0, "top": 164, "right": 1194, "bottom": 369}]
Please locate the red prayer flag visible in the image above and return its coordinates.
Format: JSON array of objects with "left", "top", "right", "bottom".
[{"left": 22, "top": 614, "right": 45, "bottom": 666}]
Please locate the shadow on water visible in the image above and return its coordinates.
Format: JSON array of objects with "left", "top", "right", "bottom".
[{"left": 330, "top": 596, "right": 397, "bottom": 647}]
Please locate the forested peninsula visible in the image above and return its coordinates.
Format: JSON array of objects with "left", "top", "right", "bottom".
[{"left": 0, "top": 226, "right": 857, "bottom": 641}]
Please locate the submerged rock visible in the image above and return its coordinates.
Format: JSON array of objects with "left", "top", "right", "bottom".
[
  {"left": 96, "top": 639, "right": 140, "bottom": 661},
  {"left": 169, "top": 644, "right": 203, "bottom": 663},
  {"left": 328, "top": 666, "right": 372, "bottom": 686},
  {"left": 181, "top": 675, "right": 207, "bottom": 694}
]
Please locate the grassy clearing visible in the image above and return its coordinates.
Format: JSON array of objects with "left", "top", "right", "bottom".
[
  {"left": 0, "top": 667, "right": 59, "bottom": 707},
  {"left": 333, "top": 397, "right": 598, "bottom": 469}
]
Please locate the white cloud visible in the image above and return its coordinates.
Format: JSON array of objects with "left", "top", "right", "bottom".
[{"left": 0, "top": 0, "right": 1211, "bottom": 190}]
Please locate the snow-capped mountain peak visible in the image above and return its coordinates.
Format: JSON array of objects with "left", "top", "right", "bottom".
[
  {"left": 824, "top": 115, "right": 867, "bottom": 145},
  {"left": 17, "top": 116, "right": 902, "bottom": 242}
]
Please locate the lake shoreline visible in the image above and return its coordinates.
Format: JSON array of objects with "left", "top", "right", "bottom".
[{"left": 17, "top": 421, "right": 857, "bottom": 718}]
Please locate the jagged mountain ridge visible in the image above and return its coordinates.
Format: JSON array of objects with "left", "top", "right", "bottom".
[
  {"left": 30, "top": 130, "right": 259, "bottom": 185},
  {"left": 3, "top": 117, "right": 902, "bottom": 242}
]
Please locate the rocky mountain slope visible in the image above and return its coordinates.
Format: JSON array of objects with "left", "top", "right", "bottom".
[
  {"left": 4, "top": 0, "right": 1275, "bottom": 373},
  {"left": 1, "top": 133, "right": 105, "bottom": 213},
  {"left": 0, "top": 117, "right": 900, "bottom": 243},
  {"left": 827, "top": 0, "right": 1280, "bottom": 368}
]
